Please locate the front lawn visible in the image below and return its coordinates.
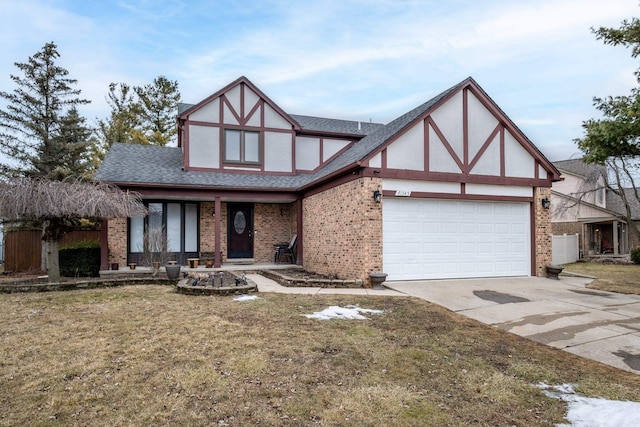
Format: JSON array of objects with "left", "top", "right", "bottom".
[
  {"left": 1, "top": 285, "right": 639, "bottom": 426},
  {"left": 563, "top": 262, "right": 640, "bottom": 295}
]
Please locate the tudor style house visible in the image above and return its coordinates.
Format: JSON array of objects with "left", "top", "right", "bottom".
[{"left": 96, "top": 76, "right": 561, "bottom": 285}]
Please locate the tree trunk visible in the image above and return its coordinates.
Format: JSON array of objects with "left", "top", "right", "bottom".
[{"left": 45, "top": 239, "right": 60, "bottom": 283}]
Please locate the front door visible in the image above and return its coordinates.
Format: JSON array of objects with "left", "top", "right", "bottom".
[{"left": 228, "top": 203, "right": 253, "bottom": 258}]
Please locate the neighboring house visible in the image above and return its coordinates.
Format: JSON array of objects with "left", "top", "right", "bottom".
[
  {"left": 551, "top": 158, "right": 639, "bottom": 256},
  {"left": 96, "top": 76, "right": 561, "bottom": 285}
]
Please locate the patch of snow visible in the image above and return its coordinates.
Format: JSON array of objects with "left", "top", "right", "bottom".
[
  {"left": 303, "top": 305, "right": 383, "bottom": 320},
  {"left": 233, "top": 295, "right": 259, "bottom": 302},
  {"left": 538, "top": 383, "right": 640, "bottom": 427}
]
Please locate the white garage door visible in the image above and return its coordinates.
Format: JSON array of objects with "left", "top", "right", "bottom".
[{"left": 383, "top": 198, "right": 530, "bottom": 281}]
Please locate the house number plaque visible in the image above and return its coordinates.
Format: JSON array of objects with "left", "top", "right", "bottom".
[{"left": 395, "top": 190, "right": 412, "bottom": 197}]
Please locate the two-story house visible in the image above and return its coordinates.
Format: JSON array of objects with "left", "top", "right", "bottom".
[
  {"left": 551, "top": 159, "right": 634, "bottom": 257},
  {"left": 96, "top": 76, "right": 561, "bottom": 285}
]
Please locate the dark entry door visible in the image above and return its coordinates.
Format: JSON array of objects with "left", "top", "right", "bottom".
[{"left": 228, "top": 203, "right": 253, "bottom": 258}]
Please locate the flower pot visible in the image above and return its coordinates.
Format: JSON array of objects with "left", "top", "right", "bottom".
[
  {"left": 166, "top": 264, "right": 181, "bottom": 280},
  {"left": 129, "top": 263, "right": 136, "bottom": 270},
  {"left": 369, "top": 272, "right": 388, "bottom": 289},
  {"left": 546, "top": 264, "right": 563, "bottom": 280}
]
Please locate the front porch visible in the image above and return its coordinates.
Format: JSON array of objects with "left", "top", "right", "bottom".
[{"left": 583, "top": 219, "right": 629, "bottom": 256}]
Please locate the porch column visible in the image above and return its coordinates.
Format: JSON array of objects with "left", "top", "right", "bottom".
[
  {"left": 613, "top": 220, "right": 619, "bottom": 255},
  {"left": 214, "top": 197, "right": 222, "bottom": 268},
  {"left": 296, "top": 198, "right": 303, "bottom": 265}
]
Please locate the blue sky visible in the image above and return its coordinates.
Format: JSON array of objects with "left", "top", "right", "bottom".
[{"left": 1, "top": 0, "right": 639, "bottom": 161}]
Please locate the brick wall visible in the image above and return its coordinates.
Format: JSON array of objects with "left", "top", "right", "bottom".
[
  {"left": 534, "top": 187, "right": 552, "bottom": 276},
  {"left": 199, "top": 201, "right": 295, "bottom": 263},
  {"left": 254, "top": 203, "right": 296, "bottom": 262},
  {"left": 303, "top": 177, "right": 382, "bottom": 286},
  {"left": 107, "top": 218, "right": 127, "bottom": 267}
]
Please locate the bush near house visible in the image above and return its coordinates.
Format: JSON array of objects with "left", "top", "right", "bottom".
[
  {"left": 631, "top": 247, "right": 640, "bottom": 264},
  {"left": 59, "top": 241, "right": 100, "bottom": 277}
]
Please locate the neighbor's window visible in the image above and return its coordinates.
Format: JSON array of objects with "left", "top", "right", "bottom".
[{"left": 224, "top": 129, "right": 260, "bottom": 164}]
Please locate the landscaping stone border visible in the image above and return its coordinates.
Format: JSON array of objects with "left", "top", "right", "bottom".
[
  {"left": 0, "top": 277, "right": 178, "bottom": 293},
  {"left": 259, "top": 269, "right": 364, "bottom": 288},
  {"left": 176, "top": 271, "right": 258, "bottom": 296}
]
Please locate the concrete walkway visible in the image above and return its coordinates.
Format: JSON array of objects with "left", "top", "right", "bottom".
[{"left": 250, "top": 273, "right": 640, "bottom": 374}]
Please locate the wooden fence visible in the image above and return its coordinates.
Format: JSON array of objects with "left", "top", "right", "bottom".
[{"left": 4, "top": 229, "right": 101, "bottom": 272}]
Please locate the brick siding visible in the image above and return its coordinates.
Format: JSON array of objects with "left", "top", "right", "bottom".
[
  {"left": 303, "top": 177, "right": 382, "bottom": 286},
  {"left": 534, "top": 187, "right": 552, "bottom": 275},
  {"left": 107, "top": 218, "right": 127, "bottom": 267}
]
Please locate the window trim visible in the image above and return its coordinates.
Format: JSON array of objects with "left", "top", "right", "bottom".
[{"left": 223, "top": 128, "right": 262, "bottom": 165}]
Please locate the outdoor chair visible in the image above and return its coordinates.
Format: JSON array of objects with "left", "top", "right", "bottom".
[{"left": 274, "top": 234, "right": 297, "bottom": 264}]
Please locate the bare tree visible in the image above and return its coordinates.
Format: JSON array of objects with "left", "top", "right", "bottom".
[
  {"left": 139, "top": 227, "right": 170, "bottom": 276},
  {"left": 0, "top": 178, "right": 146, "bottom": 282}
]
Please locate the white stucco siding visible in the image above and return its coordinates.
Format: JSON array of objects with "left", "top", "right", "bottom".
[
  {"left": 368, "top": 152, "right": 382, "bottom": 168},
  {"left": 504, "top": 130, "right": 535, "bottom": 178},
  {"left": 465, "top": 184, "right": 533, "bottom": 197},
  {"left": 323, "top": 139, "right": 350, "bottom": 161},
  {"left": 188, "top": 125, "right": 219, "bottom": 168},
  {"left": 244, "top": 86, "right": 260, "bottom": 113},
  {"left": 264, "top": 132, "right": 293, "bottom": 172},
  {"left": 382, "top": 179, "right": 460, "bottom": 194},
  {"left": 264, "top": 104, "right": 291, "bottom": 129},
  {"left": 467, "top": 90, "right": 499, "bottom": 158},
  {"left": 295, "top": 137, "right": 320, "bottom": 170},
  {"left": 222, "top": 103, "right": 239, "bottom": 125},
  {"left": 538, "top": 164, "right": 548, "bottom": 180},
  {"left": 387, "top": 121, "right": 424, "bottom": 170},
  {"left": 225, "top": 85, "right": 242, "bottom": 117},
  {"left": 430, "top": 91, "right": 464, "bottom": 161},
  {"left": 469, "top": 133, "right": 500, "bottom": 176},
  {"left": 429, "top": 125, "right": 461, "bottom": 173},
  {"left": 189, "top": 98, "right": 220, "bottom": 123}
]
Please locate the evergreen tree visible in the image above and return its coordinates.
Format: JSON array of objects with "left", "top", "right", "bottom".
[
  {"left": 97, "top": 76, "right": 181, "bottom": 149},
  {"left": 0, "top": 42, "right": 91, "bottom": 179},
  {"left": 136, "top": 76, "right": 181, "bottom": 146}
]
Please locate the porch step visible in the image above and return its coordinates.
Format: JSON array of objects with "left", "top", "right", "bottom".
[{"left": 226, "top": 258, "right": 255, "bottom": 265}]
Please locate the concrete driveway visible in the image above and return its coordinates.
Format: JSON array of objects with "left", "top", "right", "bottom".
[{"left": 385, "top": 276, "right": 640, "bottom": 374}]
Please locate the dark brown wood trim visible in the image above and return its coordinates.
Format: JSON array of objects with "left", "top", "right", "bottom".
[
  {"left": 424, "top": 118, "right": 429, "bottom": 172},
  {"left": 463, "top": 88, "right": 469, "bottom": 167},
  {"left": 500, "top": 125, "right": 506, "bottom": 177},
  {"left": 296, "top": 198, "right": 303, "bottom": 265},
  {"left": 529, "top": 201, "right": 535, "bottom": 276},
  {"left": 381, "top": 190, "right": 533, "bottom": 203},
  {"left": 427, "top": 117, "right": 465, "bottom": 173},
  {"left": 240, "top": 83, "right": 245, "bottom": 124},
  {"left": 377, "top": 168, "right": 552, "bottom": 187},
  {"left": 468, "top": 124, "right": 501, "bottom": 172},
  {"left": 381, "top": 148, "right": 387, "bottom": 169},
  {"left": 246, "top": 99, "right": 262, "bottom": 126},
  {"left": 215, "top": 197, "right": 222, "bottom": 268},
  {"left": 183, "top": 121, "right": 190, "bottom": 170},
  {"left": 221, "top": 95, "right": 243, "bottom": 125},
  {"left": 460, "top": 182, "right": 466, "bottom": 195}
]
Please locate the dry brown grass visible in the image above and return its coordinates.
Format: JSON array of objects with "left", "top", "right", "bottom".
[
  {"left": 1, "top": 285, "right": 640, "bottom": 426},
  {"left": 564, "top": 262, "right": 640, "bottom": 294}
]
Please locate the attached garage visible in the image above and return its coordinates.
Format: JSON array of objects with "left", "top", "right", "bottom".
[{"left": 383, "top": 198, "right": 531, "bottom": 281}]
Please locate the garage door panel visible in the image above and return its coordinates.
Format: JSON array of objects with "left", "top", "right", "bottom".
[{"left": 383, "top": 198, "right": 530, "bottom": 280}]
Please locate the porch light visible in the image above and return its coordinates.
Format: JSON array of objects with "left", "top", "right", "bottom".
[
  {"left": 541, "top": 198, "right": 550, "bottom": 210},
  {"left": 373, "top": 190, "right": 382, "bottom": 203}
]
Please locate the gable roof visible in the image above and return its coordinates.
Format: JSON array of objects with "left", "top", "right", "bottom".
[
  {"left": 553, "top": 158, "right": 607, "bottom": 179},
  {"left": 97, "top": 76, "right": 560, "bottom": 191},
  {"left": 606, "top": 188, "right": 640, "bottom": 220}
]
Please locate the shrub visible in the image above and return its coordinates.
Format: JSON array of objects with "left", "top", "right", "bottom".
[
  {"left": 59, "top": 241, "right": 101, "bottom": 277},
  {"left": 631, "top": 247, "right": 640, "bottom": 265}
]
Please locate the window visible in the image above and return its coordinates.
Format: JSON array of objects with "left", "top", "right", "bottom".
[
  {"left": 129, "top": 202, "right": 199, "bottom": 254},
  {"left": 224, "top": 129, "right": 260, "bottom": 164}
]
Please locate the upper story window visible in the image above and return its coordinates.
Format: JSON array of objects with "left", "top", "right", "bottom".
[{"left": 224, "top": 129, "right": 261, "bottom": 164}]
